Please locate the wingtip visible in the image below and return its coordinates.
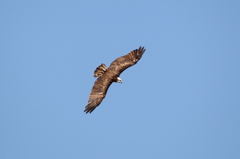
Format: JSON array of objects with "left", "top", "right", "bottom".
[
  {"left": 138, "top": 46, "right": 146, "bottom": 52},
  {"left": 135, "top": 46, "right": 146, "bottom": 58},
  {"left": 84, "top": 103, "right": 97, "bottom": 114},
  {"left": 84, "top": 107, "right": 93, "bottom": 114},
  {"left": 84, "top": 108, "right": 93, "bottom": 114}
]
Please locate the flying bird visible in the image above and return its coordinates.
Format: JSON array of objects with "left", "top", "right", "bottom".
[{"left": 84, "top": 46, "right": 146, "bottom": 113}]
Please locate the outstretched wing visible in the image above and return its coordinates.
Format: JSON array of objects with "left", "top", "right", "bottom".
[
  {"left": 84, "top": 76, "right": 112, "bottom": 113},
  {"left": 108, "top": 46, "right": 146, "bottom": 75}
]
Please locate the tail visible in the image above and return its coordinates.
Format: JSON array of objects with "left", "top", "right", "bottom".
[{"left": 94, "top": 63, "right": 107, "bottom": 77}]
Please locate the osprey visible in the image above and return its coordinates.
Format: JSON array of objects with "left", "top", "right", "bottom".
[{"left": 84, "top": 46, "right": 146, "bottom": 113}]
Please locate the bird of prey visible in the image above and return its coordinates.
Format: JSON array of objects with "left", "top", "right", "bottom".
[{"left": 84, "top": 46, "right": 146, "bottom": 113}]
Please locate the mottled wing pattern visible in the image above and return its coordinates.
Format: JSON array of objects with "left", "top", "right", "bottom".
[
  {"left": 84, "top": 76, "right": 112, "bottom": 113},
  {"left": 109, "top": 46, "right": 146, "bottom": 75}
]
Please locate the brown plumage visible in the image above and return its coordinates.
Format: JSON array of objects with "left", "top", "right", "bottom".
[
  {"left": 84, "top": 46, "right": 146, "bottom": 113},
  {"left": 94, "top": 63, "right": 107, "bottom": 77}
]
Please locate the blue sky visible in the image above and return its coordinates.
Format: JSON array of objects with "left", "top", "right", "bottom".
[{"left": 1, "top": 0, "right": 240, "bottom": 159}]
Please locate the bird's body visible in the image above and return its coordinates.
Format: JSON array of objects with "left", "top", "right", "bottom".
[{"left": 84, "top": 46, "right": 146, "bottom": 113}]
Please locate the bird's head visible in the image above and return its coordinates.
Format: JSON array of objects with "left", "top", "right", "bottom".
[{"left": 117, "top": 77, "right": 122, "bottom": 83}]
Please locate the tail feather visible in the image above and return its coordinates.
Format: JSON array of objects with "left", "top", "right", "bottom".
[{"left": 94, "top": 63, "right": 107, "bottom": 77}]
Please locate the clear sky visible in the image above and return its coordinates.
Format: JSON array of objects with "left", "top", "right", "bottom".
[{"left": 1, "top": 1, "right": 240, "bottom": 159}]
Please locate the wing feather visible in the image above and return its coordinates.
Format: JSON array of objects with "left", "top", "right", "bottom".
[
  {"left": 84, "top": 76, "right": 112, "bottom": 113},
  {"left": 109, "top": 46, "right": 146, "bottom": 75}
]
